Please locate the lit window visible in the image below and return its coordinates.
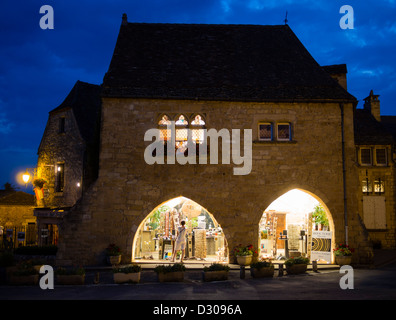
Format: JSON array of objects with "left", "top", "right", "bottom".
[
  {"left": 191, "top": 114, "right": 205, "bottom": 144},
  {"left": 56, "top": 163, "right": 64, "bottom": 192},
  {"left": 360, "top": 148, "right": 372, "bottom": 166},
  {"left": 258, "top": 123, "right": 272, "bottom": 141},
  {"left": 158, "top": 115, "right": 171, "bottom": 142},
  {"left": 374, "top": 179, "right": 385, "bottom": 194},
  {"left": 175, "top": 115, "right": 188, "bottom": 153},
  {"left": 277, "top": 123, "right": 291, "bottom": 141},
  {"left": 362, "top": 179, "right": 372, "bottom": 194}
]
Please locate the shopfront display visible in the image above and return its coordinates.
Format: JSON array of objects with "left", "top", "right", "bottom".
[
  {"left": 134, "top": 197, "right": 227, "bottom": 262},
  {"left": 258, "top": 190, "right": 333, "bottom": 264}
]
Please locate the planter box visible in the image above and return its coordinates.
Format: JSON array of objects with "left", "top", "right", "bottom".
[
  {"left": 202, "top": 270, "right": 228, "bottom": 282},
  {"left": 8, "top": 274, "right": 39, "bottom": 285},
  {"left": 236, "top": 255, "right": 252, "bottom": 266},
  {"left": 56, "top": 275, "right": 85, "bottom": 285},
  {"left": 107, "top": 255, "right": 121, "bottom": 265},
  {"left": 113, "top": 272, "right": 140, "bottom": 284},
  {"left": 335, "top": 255, "right": 352, "bottom": 266},
  {"left": 157, "top": 271, "right": 184, "bottom": 283},
  {"left": 250, "top": 266, "right": 274, "bottom": 278},
  {"left": 286, "top": 264, "right": 307, "bottom": 275}
]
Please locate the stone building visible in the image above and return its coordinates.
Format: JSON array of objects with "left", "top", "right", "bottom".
[
  {"left": 35, "top": 16, "right": 396, "bottom": 266},
  {"left": 354, "top": 90, "right": 396, "bottom": 249},
  {"left": 34, "top": 80, "right": 101, "bottom": 245},
  {"left": 0, "top": 191, "right": 36, "bottom": 248}
]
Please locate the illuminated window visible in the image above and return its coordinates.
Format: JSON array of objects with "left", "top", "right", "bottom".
[
  {"left": 277, "top": 123, "right": 291, "bottom": 141},
  {"left": 258, "top": 123, "right": 272, "bottom": 141},
  {"left": 175, "top": 115, "right": 188, "bottom": 153},
  {"left": 362, "top": 179, "right": 372, "bottom": 194},
  {"left": 158, "top": 115, "right": 171, "bottom": 142},
  {"left": 191, "top": 114, "right": 205, "bottom": 144},
  {"left": 56, "top": 163, "right": 64, "bottom": 192},
  {"left": 374, "top": 179, "right": 385, "bottom": 194}
]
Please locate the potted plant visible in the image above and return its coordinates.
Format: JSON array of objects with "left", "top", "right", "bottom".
[
  {"left": 333, "top": 243, "right": 354, "bottom": 266},
  {"left": 106, "top": 243, "right": 121, "bottom": 265},
  {"left": 8, "top": 261, "right": 39, "bottom": 285},
  {"left": 33, "top": 178, "right": 47, "bottom": 204},
  {"left": 234, "top": 244, "right": 254, "bottom": 266},
  {"left": 113, "top": 264, "right": 141, "bottom": 284},
  {"left": 55, "top": 266, "right": 85, "bottom": 285},
  {"left": 250, "top": 259, "right": 274, "bottom": 278},
  {"left": 202, "top": 263, "right": 230, "bottom": 282},
  {"left": 154, "top": 263, "right": 185, "bottom": 282},
  {"left": 284, "top": 256, "right": 310, "bottom": 275},
  {"left": 311, "top": 205, "right": 329, "bottom": 231}
]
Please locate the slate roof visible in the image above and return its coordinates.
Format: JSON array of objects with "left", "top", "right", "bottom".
[
  {"left": 0, "top": 191, "right": 35, "bottom": 206},
  {"left": 102, "top": 20, "right": 356, "bottom": 103},
  {"left": 354, "top": 109, "right": 395, "bottom": 145},
  {"left": 50, "top": 81, "right": 102, "bottom": 142}
]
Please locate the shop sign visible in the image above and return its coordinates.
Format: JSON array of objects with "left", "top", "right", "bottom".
[
  {"left": 17, "top": 232, "right": 25, "bottom": 242},
  {"left": 311, "top": 230, "right": 332, "bottom": 263}
]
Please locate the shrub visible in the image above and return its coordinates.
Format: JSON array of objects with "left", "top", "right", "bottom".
[
  {"left": 203, "top": 263, "right": 230, "bottom": 272},
  {"left": 250, "top": 260, "right": 273, "bottom": 269},
  {"left": 284, "top": 256, "right": 310, "bottom": 267},
  {"left": 154, "top": 263, "right": 186, "bottom": 274},
  {"left": 113, "top": 264, "right": 141, "bottom": 274},
  {"left": 55, "top": 267, "right": 85, "bottom": 276}
]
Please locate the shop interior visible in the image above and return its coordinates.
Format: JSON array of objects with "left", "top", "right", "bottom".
[
  {"left": 259, "top": 189, "right": 332, "bottom": 264},
  {"left": 134, "top": 197, "right": 228, "bottom": 263}
]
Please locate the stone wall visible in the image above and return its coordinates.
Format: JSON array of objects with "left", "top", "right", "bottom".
[
  {"left": 36, "top": 108, "right": 84, "bottom": 208},
  {"left": 56, "top": 98, "right": 371, "bottom": 266}
]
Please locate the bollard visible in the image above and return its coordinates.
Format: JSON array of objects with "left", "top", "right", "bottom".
[
  {"left": 312, "top": 260, "right": 318, "bottom": 272},
  {"left": 240, "top": 266, "right": 245, "bottom": 279},
  {"left": 278, "top": 263, "right": 284, "bottom": 277}
]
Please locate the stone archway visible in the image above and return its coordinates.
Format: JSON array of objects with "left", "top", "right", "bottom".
[
  {"left": 258, "top": 188, "right": 335, "bottom": 264},
  {"left": 132, "top": 196, "right": 229, "bottom": 263}
]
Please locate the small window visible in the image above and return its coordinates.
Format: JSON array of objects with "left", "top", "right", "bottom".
[
  {"left": 59, "top": 117, "right": 65, "bottom": 133},
  {"left": 277, "top": 123, "right": 291, "bottom": 141},
  {"left": 191, "top": 114, "right": 205, "bottom": 144},
  {"left": 175, "top": 115, "right": 188, "bottom": 153},
  {"left": 362, "top": 179, "right": 372, "bottom": 194},
  {"left": 375, "top": 148, "right": 387, "bottom": 166},
  {"left": 360, "top": 148, "right": 372, "bottom": 166},
  {"left": 374, "top": 179, "right": 385, "bottom": 194},
  {"left": 56, "top": 163, "right": 64, "bottom": 192},
  {"left": 158, "top": 115, "right": 171, "bottom": 142},
  {"left": 258, "top": 123, "right": 272, "bottom": 141}
]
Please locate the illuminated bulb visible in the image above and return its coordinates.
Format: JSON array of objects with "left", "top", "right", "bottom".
[
  {"left": 22, "top": 172, "right": 30, "bottom": 184},
  {"left": 76, "top": 182, "right": 81, "bottom": 187}
]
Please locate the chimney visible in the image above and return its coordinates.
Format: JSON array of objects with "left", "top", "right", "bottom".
[
  {"left": 122, "top": 13, "right": 128, "bottom": 26},
  {"left": 364, "top": 90, "right": 381, "bottom": 122},
  {"left": 322, "top": 64, "right": 347, "bottom": 91}
]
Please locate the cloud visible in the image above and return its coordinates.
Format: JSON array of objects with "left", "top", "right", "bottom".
[{"left": 0, "top": 114, "right": 14, "bottom": 134}]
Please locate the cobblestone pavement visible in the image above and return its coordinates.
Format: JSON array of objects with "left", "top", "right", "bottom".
[{"left": 1, "top": 262, "right": 396, "bottom": 301}]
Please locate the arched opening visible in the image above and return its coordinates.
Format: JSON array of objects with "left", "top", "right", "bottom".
[
  {"left": 132, "top": 196, "right": 228, "bottom": 263},
  {"left": 259, "top": 189, "right": 335, "bottom": 264}
]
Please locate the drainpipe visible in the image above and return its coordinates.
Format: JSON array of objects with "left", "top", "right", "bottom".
[{"left": 339, "top": 103, "right": 348, "bottom": 245}]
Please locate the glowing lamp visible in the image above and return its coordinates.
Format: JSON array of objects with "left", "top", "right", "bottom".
[{"left": 22, "top": 171, "right": 31, "bottom": 184}]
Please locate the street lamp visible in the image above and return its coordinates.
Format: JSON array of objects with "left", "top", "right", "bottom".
[{"left": 22, "top": 170, "right": 31, "bottom": 184}]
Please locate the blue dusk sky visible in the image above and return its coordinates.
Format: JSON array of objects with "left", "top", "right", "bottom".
[{"left": 0, "top": 0, "right": 395, "bottom": 189}]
